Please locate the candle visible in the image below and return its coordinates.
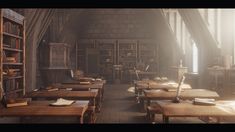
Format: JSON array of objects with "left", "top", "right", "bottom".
[{"left": 179, "top": 59, "right": 183, "bottom": 67}]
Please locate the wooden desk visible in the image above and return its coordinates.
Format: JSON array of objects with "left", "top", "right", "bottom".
[
  {"left": 156, "top": 100, "right": 235, "bottom": 123},
  {"left": 0, "top": 100, "right": 88, "bottom": 124},
  {"left": 25, "top": 90, "right": 98, "bottom": 108},
  {"left": 144, "top": 89, "right": 219, "bottom": 107},
  {"left": 55, "top": 81, "right": 105, "bottom": 112},
  {"left": 134, "top": 80, "right": 192, "bottom": 96}
]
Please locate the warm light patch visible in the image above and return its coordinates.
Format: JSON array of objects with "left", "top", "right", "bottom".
[{"left": 127, "top": 87, "right": 135, "bottom": 93}]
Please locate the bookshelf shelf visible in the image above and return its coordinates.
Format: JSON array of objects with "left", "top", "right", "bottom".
[
  {"left": 3, "top": 89, "right": 24, "bottom": 95},
  {"left": 1, "top": 9, "right": 25, "bottom": 99},
  {"left": 3, "top": 63, "right": 23, "bottom": 65},
  {"left": 3, "top": 76, "right": 23, "bottom": 80},
  {"left": 3, "top": 47, "right": 23, "bottom": 52},
  {"left": 3, "top": 32, "right": 23, "bottom": 39}
]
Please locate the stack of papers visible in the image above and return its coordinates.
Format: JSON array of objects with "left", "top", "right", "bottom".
[
  {"left": 50, "top": 98, "right": 75, "bottom": 106},
  {"left": 193, "top": 98, "right": 216, "bottom": 106}
]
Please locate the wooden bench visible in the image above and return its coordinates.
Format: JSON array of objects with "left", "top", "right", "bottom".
[{"left": 0, "top": 100, "right": 89, "bottom": 124}]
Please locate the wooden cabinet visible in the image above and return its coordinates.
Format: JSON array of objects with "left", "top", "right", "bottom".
[
  {"left": 41, "top": 43, "right": 70, "bottom": 86},
  {"left": 43, "top": 43, "right": 70, "bottom": 69},
  {"left": 0, "top": 9, "right": 25, "bottom": 98}
]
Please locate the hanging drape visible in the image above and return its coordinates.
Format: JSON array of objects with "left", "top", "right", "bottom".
[
  {"left": 178, "top": 9, "right": 219, "bottom": 57},
  {"left": 24, "top": 9, "right": 56, "bottom": 91},
  {"left": 151, "top": 9, "right": 183, "bottom": 76},
  {"left": 178, "top": 9, "right": 220, "bottom": 87}
]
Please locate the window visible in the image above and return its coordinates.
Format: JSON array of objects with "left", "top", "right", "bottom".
[{"left": 192, "top": 41, "right": 198, "bottom": 73}]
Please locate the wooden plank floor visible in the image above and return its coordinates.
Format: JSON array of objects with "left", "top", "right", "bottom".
[{"left": 96, "top": 84, "right": 147, "bottom": 123}]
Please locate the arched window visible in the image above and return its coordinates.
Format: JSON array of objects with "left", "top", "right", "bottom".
[{"left": 192, "top": 41, "right": 198, "bottom": 73}]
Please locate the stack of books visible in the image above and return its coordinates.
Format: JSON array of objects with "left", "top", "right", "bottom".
[
  {"left": 193, "top": 98, "right": 216, "bottom": 106},
  {"left": 5, "top": 98, "right": 29, "bottom": 108}
]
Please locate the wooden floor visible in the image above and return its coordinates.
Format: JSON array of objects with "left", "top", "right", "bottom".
[
  {"left": 1, "top": 84, "right": 235, "bottom": 123},
  {"left": 96, "top": 84, "right": 147, "bottom": 123}
]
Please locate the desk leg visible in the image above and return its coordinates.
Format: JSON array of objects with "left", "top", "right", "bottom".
[
  {"left": 102, "top": 86, "right": 104, "bottom": 101},
  {"left": 79, "top": 116, "right": 84, "bottom": 124},
  {"left": 134, "top": 85, "right": 138, "bottom": 97},
  {"left": 216, "top": 117, "right": 221, "bottom": 123},
  {"left": 147, "top": 99, "right": 151, "bottom": 107},
  {"left": 96, "top": 90, "right": 102, "bottom": 112},
  {"left": 163, "top": 116, "right": 169, "bottom": 123},
  {"left": 91, "top": 98, "right": 96, "bottom": 123}
]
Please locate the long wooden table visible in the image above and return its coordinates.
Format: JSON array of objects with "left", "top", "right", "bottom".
[
  {"left": 144, "top": 89, "right": 220, "bottom": 106},
  {"left": 134, "top": 80, "right": 192, "bottom": 99},
  {"left": 25, "top": 90, "right": 98, "bottom": 109},
  {"left": 0, "top": 100, "right": 89, "bottom": 124},
  {"left": 54, "top": 80, "right": 106, "bottom": 112},
  {"left": 156, "top": 100, "right": 235, "bottom": 123}
]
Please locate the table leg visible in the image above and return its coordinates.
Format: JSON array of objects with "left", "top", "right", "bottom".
[
  {"left": 102, "top": 86, "right": 104, "bottom": 101},
  {"left": 216, "top": 117, "right": 221, "bottom": 123},
  {"left": 163, "top": 116, "right": 169, "bottom": 123},
  {"left": 147, "top": 99, "right": 151, "bottom": 107},
  {"left": 79, "top": 116, "right": 84, "bottom": 124},
  {"left": 96, "top": 90, "right": 102, "bottom": 112}
]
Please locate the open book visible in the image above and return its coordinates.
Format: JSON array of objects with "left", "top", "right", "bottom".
[
  {"left": 193, "top": 98, "right": 216, "bottom": 106},
  {"left": 50, "top": 98, "right": 75, "bottom": 106}
]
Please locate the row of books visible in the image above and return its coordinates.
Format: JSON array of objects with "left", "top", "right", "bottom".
[
  {"left": 3, "top": 37, "right": 22, "bottom": 49},
  {"left": 3, "top": 79, "right": 21, "bottom": 92},
  {"left": 3, "top": 69, "right": 21, "bottom": 77},
  {"left": 3, "top": 51, "right": 22, "bottom": 63},
  {"left": 3, "top": 21, "right": 22, "bottom": 36}
]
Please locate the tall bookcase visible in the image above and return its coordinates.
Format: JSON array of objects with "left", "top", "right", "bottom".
[
  {"left": 0, "top": 9, "right": 25, "bottom": 99},
  {"left": 138, "top": 40, "right": 158, "bottom": 72},
  {"left": 118, "top": 40, "right": 137, "bottom": 70},
  {"left": 97, "top": 40, "right": 116, "bottom": 82},
  {"left": 117, "top": 40, "right": 138, "bottom": 82}
]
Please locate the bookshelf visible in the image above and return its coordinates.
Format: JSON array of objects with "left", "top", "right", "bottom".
[
  {"left": 137, "top": 40, "right": 158, "bottom": 72},
  {"left": 117, "top": 40, "right": 138, "bottom": 82},
  {"left": 97, "top": 40, "right": 116, "bottom": 82},
  {"left": 76, "top": 40, "right": 96, "bottom": 73},
  {"left": 75, "top": 39, "right": 159, "bottom": 83},
  {"left": 118, "top": 40, "right": 137, "bottom": 70},
  {"left": 0, "top": 9, "right": 25, "bottom": 99}
]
